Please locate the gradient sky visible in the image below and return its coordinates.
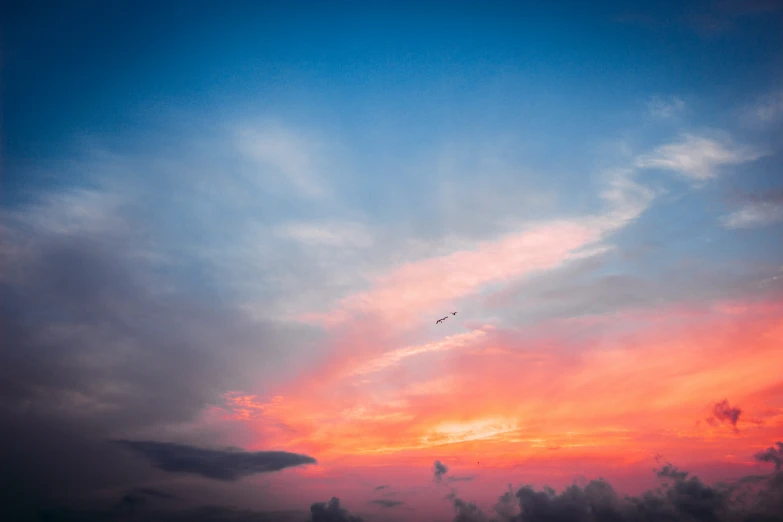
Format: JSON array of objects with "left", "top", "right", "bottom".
[{"left": 2, "top": 1, "right": 783, "bottom": 521}]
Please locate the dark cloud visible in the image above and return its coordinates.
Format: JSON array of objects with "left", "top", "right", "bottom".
[
  {"left": 755, "top": 441, "right": 783, "bottom": 472},
  {"left": 434, "top": 460, "right": 450, "bottom": 484},
  {"left": 112, "top": 440, "right": 316, "bottom": 481},
  {"left": 452, "top": 498, "right": 489, "bottom": 522},
  {"left": 0, "top": 193, "right": 320, "bottom": 516},
  {"left": 38, "top": 503, "right": 307, "bottom": 522},
  {"left": 310, "top": 497, "right": 363, "bottom": 522},
  {"left": 656, "top": 463, "right": 690, "bottom": 480},
  {"left": 370, "top": 499, "right": 403, "bottom": 508},
  {"left": 707, "top": 399, "right": 742, "bottom": 432},
  {"left": 445, "top": 447, "right": 783, "bottom": 522},
  {"left": 373, "top": 485, "right": 389, "bottom": 491},
  {"left": 111, "top": 487, "right": 175, "bottom": 517}
]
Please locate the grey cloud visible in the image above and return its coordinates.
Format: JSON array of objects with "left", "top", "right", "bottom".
[
  {"left": 656, "top": 463, "right": 690, "bottom": 480},
  {"left": 453, "top": 498, "right": 489, "bottom": 522},
  {"left": 0, "top": 190, "right": 321, "bottom": 515},
  {"left": 374, "top": 485, "right": 389, "bottom": 491},
  {"left": 112, "top": 440, "right": 316, "bottom": 481},
  {"left": 434, "top": 460, "right": 450, "bottom": 484},
  {"left": 445, "top": 448, "right": 783, "bottom": 522},
  {"left": 112, "top": 487, "right": 175, "bottom": 516},
  {"left": 370, "top": 499, "right": 404, "bottom": 508},
  {"left": 478, "top": 235, "right": 783, "bottom": 332},
  {"left": 39, "top": 503, "right": 307, "bottom": 522},
  {"left": 707, "top": 399, "right": 742, "bottom": 431},
  {"left": 721, "top": 186, "right": 783, "bottom": 229},
  {"left": 310, "top": 497, "right": 363, "bottom": 522},
  {"left": 755, "top": 442, "right": 783, "bottom": 471}
]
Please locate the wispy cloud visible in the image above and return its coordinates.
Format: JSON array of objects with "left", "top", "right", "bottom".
[
  {"left": 349, "top": 330, "right": 488, "bottom": 376},
  {"left": 273, "top": 221, "right": 373, "bottom": 248},
  {"left": 721, "top": 188, "right": 783, "bottom": 229},
  {"left": 647, "top": 96, "right": 686, "bottom": 119},
  {"left": 236, "top": 123, "right": 331, "bottom": 198},
  {"left": 635, "top": 134, "right": 766, "bottom": 181},
  {"left": 745, "top": 89, "right": 783, "bottom": 125}
]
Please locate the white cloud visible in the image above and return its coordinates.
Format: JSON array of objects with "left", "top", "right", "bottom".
[
  {"left": 721, "top": 201, "right": 783, "bottom": 229},
  {"left": 646, "top": 96, "right": 686, "bottom": 119},
  {"left": 236, "top": 123, "right": 330, "bottom": 198},
  {"left": 635, "top": 134, "right": 765, "bottom": 181}
]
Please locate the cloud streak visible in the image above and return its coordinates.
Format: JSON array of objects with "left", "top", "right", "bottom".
[
  {"left": 635, "top": 134, "right": 765, "bottom": 181},
  {"left": 112, "top": 440, "right": 317, "bottom": 481}
]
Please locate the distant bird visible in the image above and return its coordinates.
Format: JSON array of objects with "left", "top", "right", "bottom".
[{"left": 451, "top": 312, "right": 457, "bottom": 316}]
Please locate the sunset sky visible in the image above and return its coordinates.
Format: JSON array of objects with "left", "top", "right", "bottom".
[{"left": 2, "top": 1, "right": 783, "bottom": 521}]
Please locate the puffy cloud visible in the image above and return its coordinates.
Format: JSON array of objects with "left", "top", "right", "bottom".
[
  {"left": 310, "top": 497, "right": 363, "bottom": 522},
  {"left": 434, "top": 460, "right": 450, "bottom": 484},
  {"left": 755, "top": 442, "right": 783, "bottom": 472},
  {"left": 706, "top": 399, "right": 742, "bottom": 432},
  {"left": 444, "top": 446, "right": 783, "bottom": 522}
]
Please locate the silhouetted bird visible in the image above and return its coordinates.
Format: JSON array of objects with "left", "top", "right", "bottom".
[{"left": 451, "top": 312, "right": 457, "bottom": 316}]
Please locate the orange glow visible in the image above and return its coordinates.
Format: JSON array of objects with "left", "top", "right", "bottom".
[{"left": 219, "top": 297, "right": 783, "bottom": 476}]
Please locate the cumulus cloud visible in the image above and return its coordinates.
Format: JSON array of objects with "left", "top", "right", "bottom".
[
  {"left": 310, "top": 497, "right": 363, "bottom": 522},
  {"left": 112, "top": 440, "right": 317, "bottom": 481},
  {"left": 755, "top": 441, "right": 783, "bottom": 471},
  {"left": 635, "top": 134, "right": 765, "bottom": 181},
  {"left": 434, "top": 460, "right": 450, "bottom": 484},
  {"left": 445, "top": 446, "right": 783, "bottom": 522}
]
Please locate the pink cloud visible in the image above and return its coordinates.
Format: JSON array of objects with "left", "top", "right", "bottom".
[{"left": 299, "top": 220, "right": 605, "bottom": 328}]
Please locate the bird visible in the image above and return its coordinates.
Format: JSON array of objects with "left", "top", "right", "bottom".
[{"left": 451, "top": 312, "right": 457, "bottom": 316}]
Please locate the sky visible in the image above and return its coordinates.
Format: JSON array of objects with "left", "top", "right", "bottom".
[{"left": 1, "top": 1, "right": 783, "bottom": 521}]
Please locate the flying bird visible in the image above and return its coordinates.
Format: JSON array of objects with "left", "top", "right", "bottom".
[{"left": 451, "top": 312, "right": 457, "bottom": 315}]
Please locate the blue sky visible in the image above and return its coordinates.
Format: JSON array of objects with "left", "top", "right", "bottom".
[{"left": 2, "top": 2, "right": 783, "bottom": 521}]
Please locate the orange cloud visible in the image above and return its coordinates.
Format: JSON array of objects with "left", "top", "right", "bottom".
[{"left": 225, "top": 298, "right": 783, "bottom": 475}]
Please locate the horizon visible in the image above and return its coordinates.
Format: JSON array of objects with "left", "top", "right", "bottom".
[{"left": 2, "top": 1, "right": 783, "bottom": 521}]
